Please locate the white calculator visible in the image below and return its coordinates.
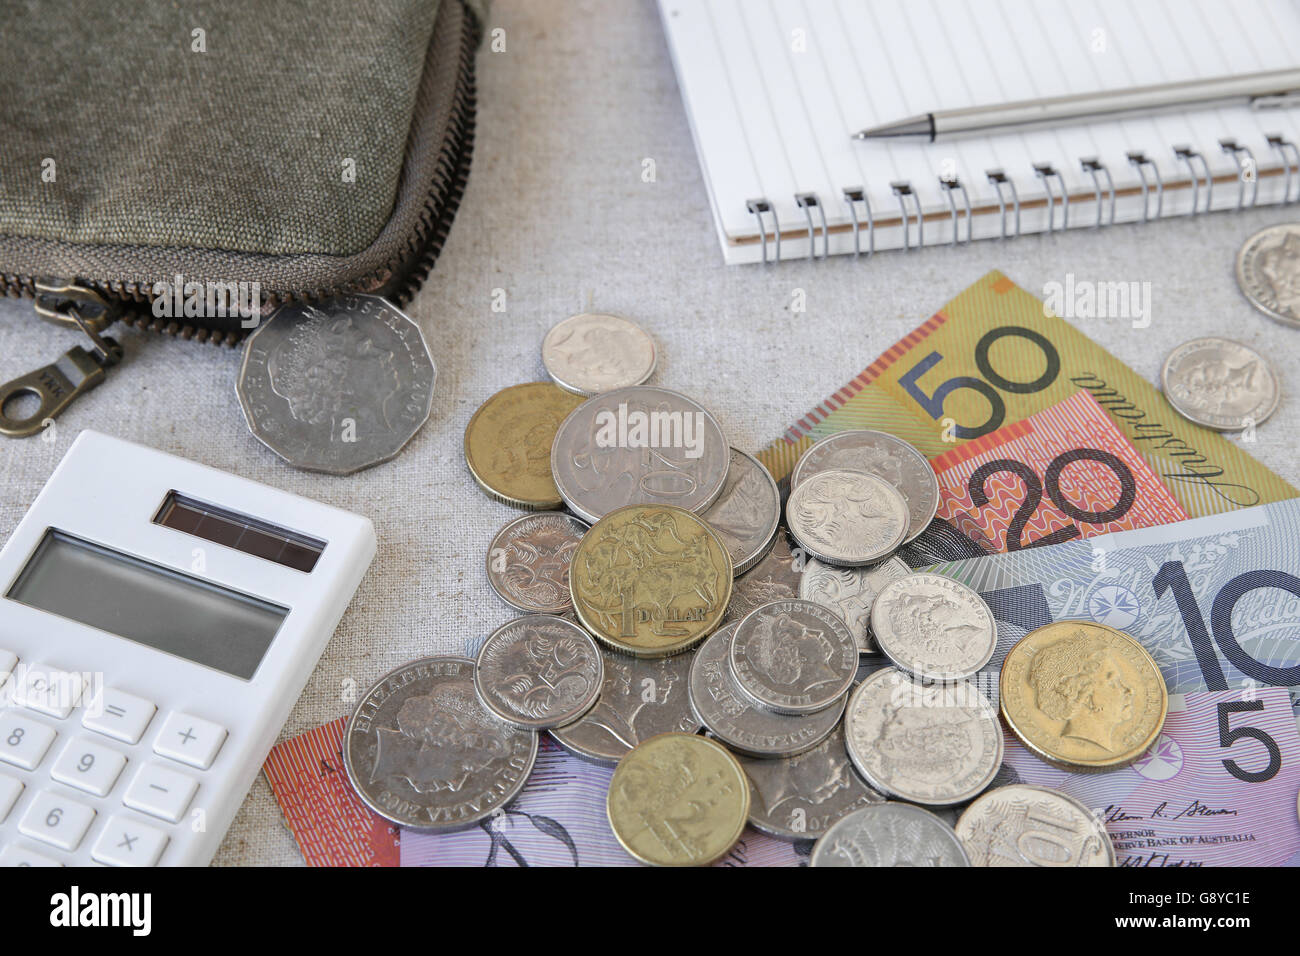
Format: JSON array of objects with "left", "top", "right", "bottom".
[{"left": 0, "top": 431, "right": 376, "bottom": 866}]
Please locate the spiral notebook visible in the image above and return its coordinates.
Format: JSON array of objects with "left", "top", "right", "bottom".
[{"left": 658, "top": 0, "right": 1300, "bottom": 264}]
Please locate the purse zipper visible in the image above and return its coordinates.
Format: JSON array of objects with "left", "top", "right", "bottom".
[{"left": 0, "top": 1, "right": 478, "bottom": 438}]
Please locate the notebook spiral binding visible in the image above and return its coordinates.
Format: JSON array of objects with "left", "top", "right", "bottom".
[{"left": 745, "top": 134, "right": 1300, "bottom": 264}]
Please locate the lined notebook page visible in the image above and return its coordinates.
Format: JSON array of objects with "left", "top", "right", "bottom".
[{"left": 659, "top": 0, "right": 1300, "bottom": 263}]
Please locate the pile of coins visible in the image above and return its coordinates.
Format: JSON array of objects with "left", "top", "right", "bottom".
[{"left": 342, "top": 310, "right": 1169, "bottom": 867}]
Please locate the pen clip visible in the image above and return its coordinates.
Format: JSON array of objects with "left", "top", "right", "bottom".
[{"left": 1250, "top": 90, "right": 1300, "bottom": 110}]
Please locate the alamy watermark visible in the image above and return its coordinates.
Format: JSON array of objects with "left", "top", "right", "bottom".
[
  {"left": 593, "top": 403, "right": 707, "bottom": 459},
  {"left": 1042, "top": 274, "right": 1152, "bottom": 329},
  {"left": 150, "top": 273, "right": 262, "bottom": 327}
]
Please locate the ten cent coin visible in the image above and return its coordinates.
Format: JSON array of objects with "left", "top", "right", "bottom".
[
  {"left": 1236, "top": 222, "right": 1300, "bottom": 328},
  {"left": 955, "top": 784, "right": 1115, "bottom": 867}
]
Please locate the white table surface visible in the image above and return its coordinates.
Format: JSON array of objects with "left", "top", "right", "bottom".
[{"left": 0, "top": 0, "right": 1296, "bottom": 866}]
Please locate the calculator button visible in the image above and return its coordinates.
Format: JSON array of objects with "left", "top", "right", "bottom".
[
  {"left": 123, "top": 763, "right": 198, "bottom": 823},
  {"left": 91, "top": 816, "right": 169, "bottom": 867},
  {"left": 0, "top": 649, "right": 16, "bottom": 686},
  {"left": 82, "top": 688, "right": 156, "bottom": 745},
  {"left": 0, "top": 844, "right": 62, "bottom": 867},
  {"left": 18, "top": 790, "right": 96, "bottom": 851},
  {"left": 0, "top": 712, "right": 57, "bottom": 770},
  {"left": 13, "top": 665, "right": 87, "bottom": 719},
  {"left": 0, "top": 773, "right": 23, "bottom": 822},
  {"left": 154, "top": 711, "right": 227, "bottom": 770},
  {"left": 50, "top": 737, "right": 127, "bottom": 797}
]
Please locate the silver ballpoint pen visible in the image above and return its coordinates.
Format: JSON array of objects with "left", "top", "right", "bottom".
[{"left": 853, "top": 67, "right": 1300, "bottom": 142}]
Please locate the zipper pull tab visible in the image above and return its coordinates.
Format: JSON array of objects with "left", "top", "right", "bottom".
[{"left": 0, "top": 280, "right": 123, "bottom": 438}]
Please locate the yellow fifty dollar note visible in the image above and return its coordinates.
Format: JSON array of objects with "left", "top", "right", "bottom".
[{"left": 759, "top": 270, "right": 1295, "bottom": 518}]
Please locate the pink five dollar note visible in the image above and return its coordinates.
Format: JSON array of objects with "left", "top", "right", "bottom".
[{"left": 930, "top": 389, "right": 1187, "bottom": 554}]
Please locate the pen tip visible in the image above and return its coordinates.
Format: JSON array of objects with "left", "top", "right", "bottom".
[{"left": 853, "top": 115, "right": 933, "bottom": 140}]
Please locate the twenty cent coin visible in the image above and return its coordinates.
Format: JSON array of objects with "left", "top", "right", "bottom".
[
  {"left": 871, "top": 572, "right": 997, "bottom": 681},
  {"left": 810, "top": 802, "right": 970, "bottom": 867},
  {"left": 542, "top": 312, "right": 657, "bottom": 395},
  {"left": 738, "top": 723, "right": 883, "bottom": 842},
  {"left": 1000, "top": 620, "right": 1167, "bottom": 770},
  {"left": 342, "top": 657, "right": 538, "bottom": 831},
  {"left": 607, "top": 732, "right": 750, "bottom": 866},
  {"left": 791, "top": 430, "right": 939, "bottom": 543},
  {"left": 701, "top": 448, "right": 781, "bottom": 576},
  {"left": 549, "top": 646, "right": 701, "bottom": 765},
  {"left": 237, "top": 294, "right": 436, "bottom": 475},
  {"left": 550, "top": 385, "right": 729, "bottom": 523},
  {"left": 688, "top": 623, "right": 845, "bottom": 758},
  {"left": 1236, "top": 222, "right": 1300, "bottom": 327},
  {"left": 786, "top": 469, "right": 909, "bottom": 566},
  {"left": 844, "top": 667, "right": 1003, "bottom": 806},
  {"left": 473, "top": 615, "right": 603, "bottom": 730},
  {"left": 486, "top": 511, "right": 589, "bottom": 614},
  {"left": 569, "top": 504, "right": 732, "bottom": 658},
  {"left": 955, "top": 784, "right": 1115, "bottom": 867},
  {"left": 730, "top": 599, "right": 858, "bottom": 714},
  {"left": 799, "top": 556, "right": 911, "bottom": 654},
  {"left": 464, "top": 382, "right": 585, "bottom": 509},
  {"left": 1160, "top": 337, "right": 1280, "bottom": 431}
]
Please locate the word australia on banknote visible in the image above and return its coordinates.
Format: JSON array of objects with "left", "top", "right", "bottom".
[
  {"left": 931, "top": 497, "right": 1300, "bottom": 866},
  {"left": 759, "top": 271, "right": 1296, "bottom": 527}
]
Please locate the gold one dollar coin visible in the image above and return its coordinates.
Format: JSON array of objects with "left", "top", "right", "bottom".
[
  {"left": 570, "top": 504, "right": 732, "bottom": 657},
  {"left": 1000, "top": 620, "right": 1167, "bottom": 770},
  {"left": 607, "top": 732, "right": 750, "bottom": 866},
  {"left": 464, "top": 382, "right": 585, "bottom": 509}
]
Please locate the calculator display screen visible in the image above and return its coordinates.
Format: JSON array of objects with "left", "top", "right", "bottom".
[{"left": 7, "top": 530, "right": 288, "bottom": 680}]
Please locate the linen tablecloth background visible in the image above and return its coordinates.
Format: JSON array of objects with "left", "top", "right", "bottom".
[{"left": 0, "top": 0, "right": 1295, "bottom": 866}]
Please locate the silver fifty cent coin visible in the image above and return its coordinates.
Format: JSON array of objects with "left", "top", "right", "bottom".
[
  {"left": 486, "top": 511, "right": 590, "bottom": 614},
  {"left": 790, "top": 430, "right": 939, "bottom": 543},
  {"left": 738, "top": 723, "right": 883, "bottom": 842},
  {"left": 237, "top": 294, "right": 436, "bottom": 475},
  {"left": 550, "top": 385, "right": 729, "bottom": 523},
  {"left": 542, "top": 312, "right": 657, "bottom": 395},
  {"left": 473, "top": 615, "right": 603, "bottom": 730},
  {"left": 688, "top": 623, "right": 845, "bottom": 759},
  {"left": 701, "top": 448, "right": 781, "bottom": 576},
  {"left": 955, "top": 784, "right": 1115, "bottom": 867},
  {"left": 730, "top": 599, "right": 858, "bottom": 715},
  {"left": 1160, "top": 336, "right": 1280, "bottom": 431},
  {"left": 786, "top": 469, "right": 909, "bottom": 567},
  {"left": 800, "top": 556, "right": 911, "bottom": 655},
  {"left": 870, "top": 572, "right": 996, "bottom": 682},
  {"left": 1236, "top": 222, "right": 1300, "bottom": 328},
  {"left": 810, "top": 802, "right": 970, "bottom": 867},
  {"left": 342, "top": 657, "right": 538, "bottom": 831},
  {"left": 843, "top": 667, "right": 1002, "bottom": 806},
  {"left": 548, "top": 645, "right": 701, "bottom": 765}
]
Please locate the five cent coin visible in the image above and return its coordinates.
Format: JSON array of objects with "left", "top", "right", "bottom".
[
  {"left": 956, "top": 784, "right": 1115, "bottom": 867},
  {"left": 570, "top": 504, "right": 732, "bottom": 658},
  {"left": 1161, "top": 336, "right": 1280, "bottom": 431},
  {"left": 730, "top": 599, "right": 858, "bottom": 714},
  {"left": 606, "top": 732, "right": 750, "bottom": 866},
  {"left": 237, "top": 294, "right": 436, "bottom": 475},
  {"left": 1236, "top": 222, "right": 1300, "bottom": 328},
  {"left": 473, "top": 616, "right": 603, "bottom": 730},
  {"left": 486, "top": 511, "right": 589, "bottom": 614},
  {"left": 786, "top": 469, "right": 909, "bottom": 567},
  {"left": 464, "top": 382, "right": 585, "bottom": 509},
  {"left": 810, "top": 802, "right": 970, "bottom": 867},
  {"left": 342, "top": 657, "right": 538, "bottom": 831},
  {"left": 871, "top": 572, "right": 997, "bottom": 681},
  {"left": 1000, "top": 620, "right": 1167, "bottom": 770},
  {"left": 542, "top": 312, "right": 657, "bottom": 395},
  {"left": 791, "top": 430, "right": 940, "bottom": 543}
]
